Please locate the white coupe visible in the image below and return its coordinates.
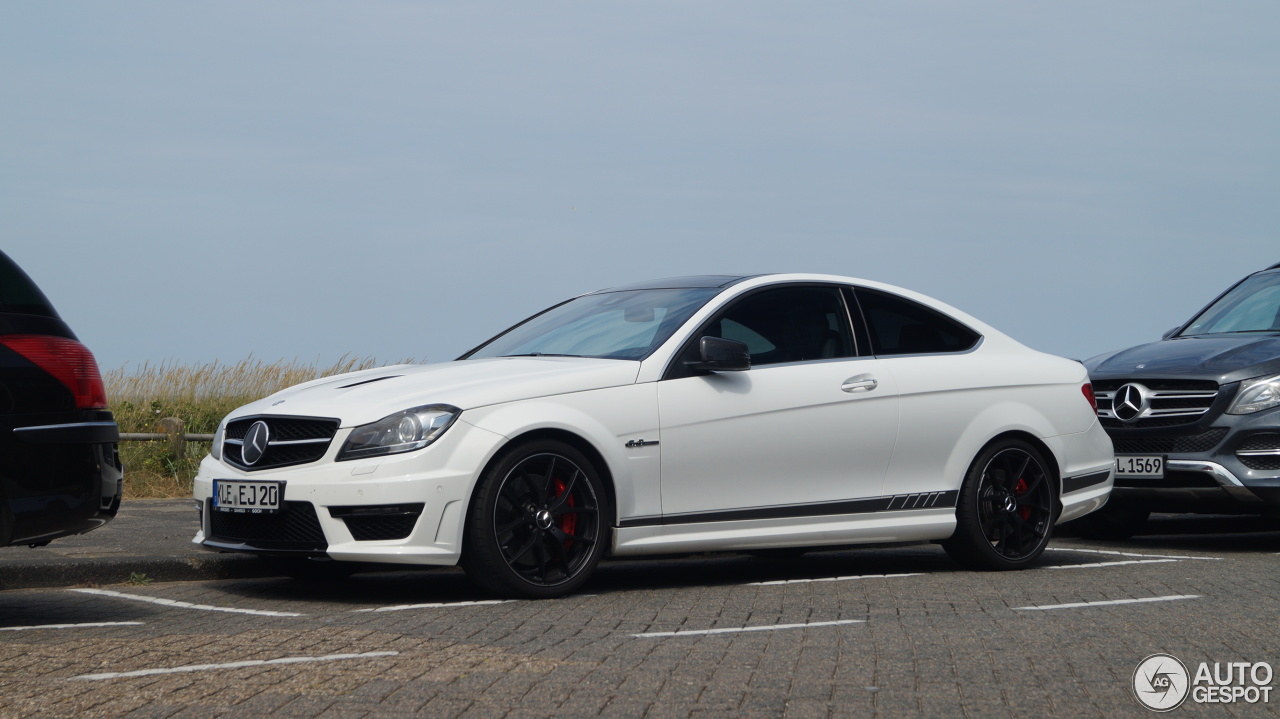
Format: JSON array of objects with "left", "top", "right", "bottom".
[{"left": 194, "top": 274, "right": 1114, "bottom": 598}]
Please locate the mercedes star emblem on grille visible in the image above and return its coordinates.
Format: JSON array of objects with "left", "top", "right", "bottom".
[
  {"left": 241, "top": 420, "right": 270, "bottom": 465},
  {"left": 1114, "top": 383, "right": 1147, "bottom": 422}
]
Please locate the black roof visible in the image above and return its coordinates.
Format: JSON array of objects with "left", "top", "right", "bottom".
[{"left": 591, "top": 275, "right": 758, "bottom": 293}]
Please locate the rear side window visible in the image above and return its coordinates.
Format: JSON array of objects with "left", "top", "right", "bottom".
[
  {"left": 0, "top": 253, "right": 58, "bottom": 318},
  {"left": 854, "top": 288, "right": 980, "bottom": 356}
]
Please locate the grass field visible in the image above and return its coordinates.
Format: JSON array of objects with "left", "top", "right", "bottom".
[{"left": 107, "top": 356, "right": 407, "bottom": 498}]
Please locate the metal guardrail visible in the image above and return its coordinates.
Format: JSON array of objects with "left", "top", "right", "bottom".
[
  {"left": 119, "top": 433, "right": 215, "bottom": 442},
  {"left": 116, "top": 418, "right": 213, "bottom": 460}
]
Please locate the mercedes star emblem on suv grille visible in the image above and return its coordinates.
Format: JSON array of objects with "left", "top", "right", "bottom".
[
  {"left": 241, "top": 420, "right": 270, "bottom": 466},
  {"left": 1114, "top": 383, "right": 1147, "bottom": 422}
]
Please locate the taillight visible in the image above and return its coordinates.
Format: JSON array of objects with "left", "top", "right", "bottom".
[
  {"left": 1082, "top": 382, "right": 1098, "bottom": 413},
  {"left": 0, "top": 334, "right": 108, "bottom": 409}
]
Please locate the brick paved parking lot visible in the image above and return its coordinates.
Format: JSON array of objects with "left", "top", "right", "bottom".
[{"left": 1, "top": 517, "right": 1277, "bottom": 718}]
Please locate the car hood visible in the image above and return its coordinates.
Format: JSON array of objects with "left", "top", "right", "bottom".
[
  {"left": 228, "top": 357, "right": 642, "bottom": 427},
  {"left": 1086, "top": 333, "right": 1280, "bottom": 384}
]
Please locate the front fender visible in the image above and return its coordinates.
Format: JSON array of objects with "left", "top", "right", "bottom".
[{"left": 462, "top": 383, "right": 662, "bottom": 522}]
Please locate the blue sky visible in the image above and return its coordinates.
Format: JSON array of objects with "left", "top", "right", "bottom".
[{"left": 3, "top": 2, "right": 1277, "bottom": 371}]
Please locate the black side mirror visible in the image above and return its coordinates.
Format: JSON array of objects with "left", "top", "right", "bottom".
[
  {"left": 1162, "top": 326, "right": 1181, "bottom": 340},
  {"left": 685, "top": 336, "right": 750, "bottom": 372}
]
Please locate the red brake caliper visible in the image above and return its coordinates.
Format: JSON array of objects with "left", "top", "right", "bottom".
[
  {"left": 1013, "top": 478, "right": 1030, "bottom": 520},
  {"left": 553, "top": 479, "right": 576, "bottom": 549}
]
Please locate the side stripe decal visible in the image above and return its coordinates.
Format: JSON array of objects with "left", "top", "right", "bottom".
[{"left": 619, "top": 490, "right": 959, "bottom": 529}]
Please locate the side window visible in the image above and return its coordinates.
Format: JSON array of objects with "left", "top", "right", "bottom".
[
  {"left": 854, "top": 288, "right": 980, "bottom": 356},
  {"left": 704, "top": 286, "right": 854, "bottom": 366}
]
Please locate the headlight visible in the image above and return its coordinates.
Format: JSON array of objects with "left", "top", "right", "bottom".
[
  {"left": 1228, "top": 374, "right": 1280, "bottom": 414},
  {"left": 337, "top": 405, "right": 460, "bottom": 461},
  {"left": 210, "top": 419, "right": 226, "bottom": 460}
]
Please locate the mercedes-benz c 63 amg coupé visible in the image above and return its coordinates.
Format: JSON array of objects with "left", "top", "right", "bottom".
[{"left": 194, "top": 274, "right": 1113, "bottom": 597}]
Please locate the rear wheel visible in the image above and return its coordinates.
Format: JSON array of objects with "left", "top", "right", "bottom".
[
  {"left": 461, "top": 440, "right": 608, "bottom": 598},
  {"left": 944, "top": 439, "right": 1057, "bottom": 570}
]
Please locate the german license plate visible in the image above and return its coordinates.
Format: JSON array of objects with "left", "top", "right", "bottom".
[
  {"left": 1114, "top": 455, "right": 1165, "bottom": 479},
  {"left": 213, "top": 480, "right": 282, "bottom": 513}
]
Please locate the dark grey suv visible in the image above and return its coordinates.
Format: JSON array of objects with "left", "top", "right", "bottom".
[
  {"left": 0, "top": 251, "right": 122, "bottom": 548},
  {"left": 1081, "top": 261, "right": 1280, "bottom": 537}
]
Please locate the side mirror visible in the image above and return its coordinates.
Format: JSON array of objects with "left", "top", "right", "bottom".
[
  {"left": 685, "top": 336, "right": 750, "bottom": 372},
  {"left": 1162, "top": 326, "right": 1181, "bottom": 340}
]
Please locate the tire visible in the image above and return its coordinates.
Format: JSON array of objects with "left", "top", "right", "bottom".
[
  {"left": 943, "top": 438, "right": 1057, "bottom": 570},
  {"left": 1064, "top": 503, "right": 1149, "bottom": 540},
  {"left": 461, "top": 440, "right": 609, "bottom": 599}
]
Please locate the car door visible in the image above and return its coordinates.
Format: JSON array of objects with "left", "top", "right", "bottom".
[{"left": 656, "top": 284, "right": 901, "bottom": 518}]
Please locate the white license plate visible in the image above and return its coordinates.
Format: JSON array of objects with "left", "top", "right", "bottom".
[
  {"left": 213, "top": 480, "right": 282, "bottom": 513},
  {"left": 1114, "top": 455, "right": 1165, "bottom": 479}
]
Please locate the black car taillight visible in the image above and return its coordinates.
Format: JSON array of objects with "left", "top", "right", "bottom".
[{"left": 0, "top": 334, "right": 108, "bottom": 409}]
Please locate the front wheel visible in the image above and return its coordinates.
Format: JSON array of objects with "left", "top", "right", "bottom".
[
  {"left": 943, "top": 439, "right": 1057, "bottom": 570},
  {"left": 461, "top": 440, "right": 609, "bottom": 598}
]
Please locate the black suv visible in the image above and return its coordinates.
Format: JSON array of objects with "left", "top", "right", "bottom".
[
  {"left": 0, "top": 250, "right": 122, "bottom": 548},
  {"left": 1081, "top": 261, "right": 1280, "bottom": 537}
]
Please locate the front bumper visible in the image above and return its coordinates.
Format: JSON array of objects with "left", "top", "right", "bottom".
[{"left": 192, "top": 418, "right": 504, "bottom": 566}]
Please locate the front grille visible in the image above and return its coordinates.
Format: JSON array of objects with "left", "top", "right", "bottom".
[
  {"left": 1094, "top": 379, "right": 1219, "bottom": 429},
  {"left": 1236, "top": 432, "right": 1280, "bottom": 471},
  {"left": 1238, "top": 433, "right": 1280, "bottom": 451},
  {"left": 1114, "top": 471, "right": 1222, "bottom": 489},
  {"left": 1111, "top": 428, "right": 1229, "bottom": 455},
  {"left": 329, "top": 503, "right": 424, "bottom": 541},
  {"left": 223, "top": 415, "right": 340, "bottom": 471},
  {"left": 343, "top": 515, "right": 420, "bottom": 541},
  {"left": 207, "top": 500, "right": 327, "bottom": 550},
  {"left": 1240, "top": 456, "right": 1280, "bottom": 471}
]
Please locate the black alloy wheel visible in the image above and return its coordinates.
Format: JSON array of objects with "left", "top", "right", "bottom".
[
  {"left": 462, "top": 440, "right": 607, "bottom": 598},
  {"left": 944, "top": 439, "right": 1057, "bottom": 570}
]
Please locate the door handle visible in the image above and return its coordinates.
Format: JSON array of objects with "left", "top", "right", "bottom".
[{"left": 841, "top": 376, "right": 878, "bottom": 393}]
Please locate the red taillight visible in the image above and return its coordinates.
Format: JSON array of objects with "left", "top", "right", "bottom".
[
  {"left": 0, "top": 334, "right": 108, "bottom": 409},
  {"left": 1082, "top": 382, "right": 1098, "bottom": 413}
]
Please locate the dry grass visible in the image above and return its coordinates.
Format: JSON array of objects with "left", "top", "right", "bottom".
[{"left": 106, "top": 355, "right": 411, "bottom": 498}]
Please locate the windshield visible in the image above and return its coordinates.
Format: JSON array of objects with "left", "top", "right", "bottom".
[
  {"left": 1180, "top": 271, "right": 1280, "bottom": 336},
  {"left": 463, "top": 288, "right": 720, "bottom": 361}
]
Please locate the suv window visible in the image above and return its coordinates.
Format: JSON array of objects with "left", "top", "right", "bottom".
[
  {"left": 0, "top": 253, "right": 58, "bottom": 318},
  {"left": 854, "top": 288, "right": 980, "bottom": 355},
  {"left": 701, "top": 286, "right": 854, "bottom": 366},
  {"left": 1180, "top": 271, "right": 1280, "bottom": 335}
]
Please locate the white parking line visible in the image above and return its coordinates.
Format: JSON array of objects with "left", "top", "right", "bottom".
[
  {"left": 0, "top": 622, "right": 143, "bottom": 632},
  {"left": 70, "top": 588, "right": 304, "bottom": 617},
  {"left": 749, "top": 573, "right": 922, "bottom": 586},
  {"left": 1047, "top": 547, "right": 1221, "bottom": 560},
  {"left": 1014, "top": 595, "right": 1200, "bottom": 611},
  {"left": 1046, "top": 559, "right": 1179, "bottom": 570},
  {"left": 70, "top": 651, "right": 399, "bottom": 681},
  {"left": 353, "top": 600, "right": 514, "bottom": 613},
  {"left": 634, "top": 619, "right": 865, "bottom": 638}
]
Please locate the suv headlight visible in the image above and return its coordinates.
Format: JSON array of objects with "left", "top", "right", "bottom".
[
  {"left": 1228, "top": 374, "right": 1280, "bottom": 415},
  {"left": 337, "top": 405, "right": 460, "bottom": 461}
]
